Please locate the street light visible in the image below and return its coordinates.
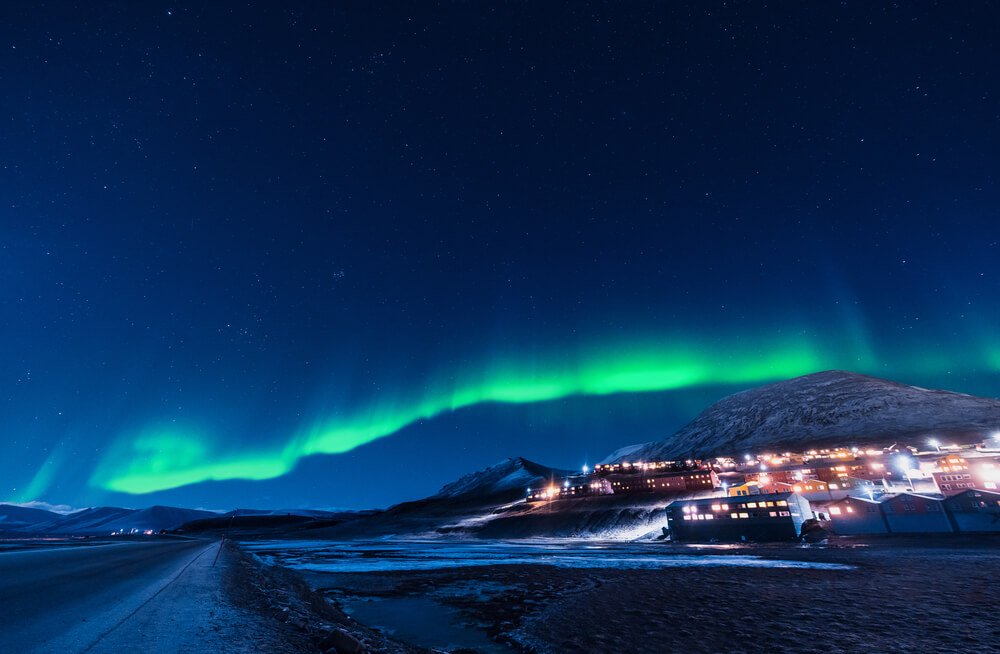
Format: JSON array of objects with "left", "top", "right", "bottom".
[
  {"left": 929, "top": 438, "right": 941, "bottom": 452},
  {"left": 894, "top": 455, "right": 916, "bottom": 491}
]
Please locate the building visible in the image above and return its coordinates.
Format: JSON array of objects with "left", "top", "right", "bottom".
[
  {"left": 827, "top": 476, "right": 878, "bottom": 499},
  {"left": 666, "top": 493, "right": 811, "bottom": 542},
  {"left": 880, "top": 493, "right": 953, "bottom": 534},
  {"left": 757, "top": 478, "right": 831, "bottom": 501},
  {"left": 559, "top": 477, "right": 613, "bottom": 499},
  {"left": 745, "top": 465, "right": 816, "bottom": 485},
  {"left": 727, "top": 481, "right": 761, "bottom": 497},
  {"left": 942, "top": 489, "right": 1000, "bottom": 533},
  {"left": 932, "top": 455, "right": 1000, "bottom": 496},
  {"left": 604, "top": 468, "right": 718, "bottom": 495},
  {"left": 826, "top": 496, "right": 889, "bottom": 535}
]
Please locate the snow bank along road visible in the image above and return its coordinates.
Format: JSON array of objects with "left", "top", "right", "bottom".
[{"left": 0, "top": 538, "right": 275, "bottom": 653}]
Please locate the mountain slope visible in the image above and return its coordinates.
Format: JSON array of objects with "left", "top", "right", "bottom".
[
  {"left": 0, "top": 504, "right": 60, "bottom": 531},
  {"left": 28, "top": 506, "right": 218, "bottom": 535},
  {"left": 606, "top": 370, "right": 1000, "bottom": 462},
  {"left": 433, "top": 457, "right": 572, "bottom": 501}
]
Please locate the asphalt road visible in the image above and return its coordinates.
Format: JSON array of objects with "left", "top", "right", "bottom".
[{"left": 0, "top": 538, "right": 259, "bottom": 653}]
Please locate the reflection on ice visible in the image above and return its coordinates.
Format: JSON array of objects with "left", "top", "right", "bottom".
[{"left": 243, "top": 539, "right": 853, "bottom": 573}]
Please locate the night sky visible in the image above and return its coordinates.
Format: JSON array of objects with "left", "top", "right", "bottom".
[{"left": 3, "top": 3, "right": 999, "bottom": 510}]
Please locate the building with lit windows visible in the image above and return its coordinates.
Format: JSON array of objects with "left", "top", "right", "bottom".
[
  {"left": 666, "top": 492, "right": 811, "bottom": 542},
  {"left": 826, "top": 496, "right": 889, "bottom": 535},
  {"left": 931, "top": 454, "right": 1000, "bottom": 496}
]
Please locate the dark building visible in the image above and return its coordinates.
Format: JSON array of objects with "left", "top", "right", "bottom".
[
  {"left": 943, "top": 489, "right": 1000, "bottom": 533},
  {"left": 666, "top": 492, "right": 811, "bottom": 542},
  {"left": 881, "top": 493, "right": 953, "bottom": 533},
  {"left": 826, "top": 496, "right": 890, "bottom": 535}
]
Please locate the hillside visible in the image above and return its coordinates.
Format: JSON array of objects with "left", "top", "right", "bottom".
[
  {"left": 0, "top": 504, "right": 60, "bottom": 532},
  {"left": 4, "top": 505, "right": 219, "bottom": 535},
  {"left": 605, "top": 370, "right": 1000, "bottom": 463},
  {"left": 433, "top": 457, "right": 572, "bottom": 501}
]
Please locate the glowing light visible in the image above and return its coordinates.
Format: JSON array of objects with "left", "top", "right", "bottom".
[{"left": 93, "top": 337, "right": 837, "bottom": 494}]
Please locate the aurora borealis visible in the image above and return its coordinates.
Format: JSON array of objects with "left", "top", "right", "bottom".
[{"left": 3, "top": 3, "right": 1000, "bottom": 510}]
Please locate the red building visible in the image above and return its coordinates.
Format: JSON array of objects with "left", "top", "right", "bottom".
[{"left": 605, "top": 468, "right": 718, "bottom": 495}]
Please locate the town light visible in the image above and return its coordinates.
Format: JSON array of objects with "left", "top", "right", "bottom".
[
  {"left": 929, "top": 438, "right": 941, "bottom": 452},
  {"left": 582, "top": 464, "right": 589, "bottom": 474}
]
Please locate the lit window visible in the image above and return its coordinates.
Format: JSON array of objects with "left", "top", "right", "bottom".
[
  {"left": 683, "top": 515, "right": 691, "bottom": 520},
  {"left": 731, "top": 512, "right": 739, "bottom": 519},
  {"left": 779, "top": 511, "right": 790, "bottom": 517},
  {"left": 746, "top": 502, "right": 757, "bottom": 508},
  {"left": 846, "top": 507, "right": 854, "bottom": 513},
  {"left": 738, "top": 512, "right": 749, "bottom": 519},
  {"left": 769, "top": 511, "right": 777, "bottom": 517},
  {"left": 777, "top": 500, "right": 788, "bottom": 506},
  {"left": 829, "top": 507, "right": 842, "bottom": 515},
  {"left": 711, "top": 504, "right": 722, "bottom": 511},
  {"left": 704, "top": 514, "right": 714, "bottom": 520}
]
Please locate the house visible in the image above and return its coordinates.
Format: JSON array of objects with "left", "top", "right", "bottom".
[
  {"left": 826, "top": 496, "right": 889, "bottom": 535},
  {"left": 666, "top": 492, "right": 811, "bottom": 542},
  {"left": 604, "top": 468, "right": 718, "bottom": 495},
  {"left": 942, "top": 489, "right": 1000, "bottom": 533},
  {"left": 558, "top": 477, "right": 613, "bottom": 499},
  {"left": 826, "top": 476, "right": 878, "bottom": 500},
  {"left": 745, "top": 465, "right": 816, "bottom": 485},
  {"left": 932, "top": 456, "right": 1000, "bottom": 496},
  {"left": 880, "top": 493, "right": 953, "bottom": 534},
  {"left": 727, "top": 481, "right": 761, "bottom": 496}
]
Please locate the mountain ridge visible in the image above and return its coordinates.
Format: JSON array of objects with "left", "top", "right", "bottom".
[{"left": 605, "top": 370, "right": 1000, "bottom": 462}]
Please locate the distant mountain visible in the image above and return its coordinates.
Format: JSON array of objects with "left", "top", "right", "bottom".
[
  {"left": 604, "top": 370, "right": 1000, "bottom": 462},
  {"left": 31, "top": 506, "right": 137, "bottom": 534},
  {"left": 0, "top": 504, "right": 60, "bottom": 531},
  {"left": 220, "top": 508, "right": 346, "bottom": 518},
  {"left": 433, "top": 457, "right": 573, "bottom": 502},
  {"left": 100, "top": 506, "right": 218, "bottom": 533},
  {"left": 15, "top": 505, "right": 218, "bottom": 535}
]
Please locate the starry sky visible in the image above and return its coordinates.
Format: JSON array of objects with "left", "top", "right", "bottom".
[{"left": 2, "top": 2, "right": 999, "bottom": 510}]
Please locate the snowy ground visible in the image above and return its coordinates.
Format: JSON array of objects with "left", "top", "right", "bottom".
[
  {"left": 243, "top": 538, "right": 853, "bottom": 573},
  {"left": 242, "top": 536, "right": 1000, "bottom": 654}
]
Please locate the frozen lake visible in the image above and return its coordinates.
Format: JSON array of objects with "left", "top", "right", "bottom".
[{"left": 243, "top": 539, "right": 853, "bottom": 573}]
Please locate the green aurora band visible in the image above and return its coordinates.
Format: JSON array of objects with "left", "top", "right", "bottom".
[{"left": 91, "top": 337, "right": 846, "bottom": 494}]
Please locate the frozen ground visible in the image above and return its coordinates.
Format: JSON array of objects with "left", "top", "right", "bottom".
[
  {"left": 243, "top": 538, "right": 853, "bottom": 573},
  {"left": 244, "top": 537, "right": 1000, "bottom": 654}
]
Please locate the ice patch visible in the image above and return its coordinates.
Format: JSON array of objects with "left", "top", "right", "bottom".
[{"left": 243, "top": 540, "right": 853, "bottom": 573}]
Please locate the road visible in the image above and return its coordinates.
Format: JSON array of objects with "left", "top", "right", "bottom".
[{"left": 0, "top": 538, "right": 280, "bottom": 653}]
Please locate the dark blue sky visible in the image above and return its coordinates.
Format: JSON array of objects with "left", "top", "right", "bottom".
[{"left": 2, "top": 2, "right": 999, "bottom": 510}]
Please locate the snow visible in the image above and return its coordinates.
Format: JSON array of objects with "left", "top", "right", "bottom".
[
  {"left": 243, "top": 539, "right": 853, "bottom": 573},
  {"left": 434, "top": 457, "right": 571, "bottom": 499},
  {"left": 606, "top": 370, "right": 1000, "bottom": 462}
]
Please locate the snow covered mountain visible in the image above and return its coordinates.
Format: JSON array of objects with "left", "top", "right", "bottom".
[
  {"left": 433, "top": 457, "right": 572, "bottom": 501},
  {"left": 604, "top": 370, "right": 1000, "bottom": 462},
  {"left": 11, "top": 505, "right": 218, "bottom": 535},
  {"left": 0, "top": 504, "right": 60, "bottom": 531}
]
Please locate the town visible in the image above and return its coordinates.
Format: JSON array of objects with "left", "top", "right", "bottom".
[{"left": 525, "top": 434, "right": 1000, "bottom": 541}]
